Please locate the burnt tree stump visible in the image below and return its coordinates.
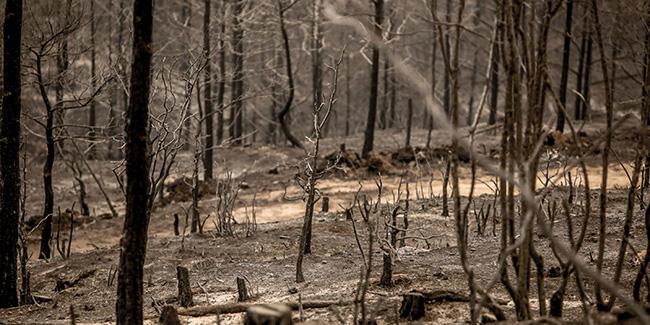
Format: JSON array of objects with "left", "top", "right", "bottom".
[
  {"left": 399, "top": 292, "right": 425, "bottom": 320},
  {"left": 159, "top": 305, "right": 181, "bottom": 325},
  {"left": 237, "top": 276, "right": 250, "bottom": 302},
  {"left": 244, "top": 304, "right": 293, "bottom": 325},
  {"left": 321, "top": 196, "right": 329, "bottom": 212},
  {"left": 177, "top": 266, "right": 193, "bottom": 307},
  {"left": 345, "top": 208, "right": 353, "bottom": 221},
  {"left": 173, "top": 213, "right": 180, "bottom": 236}
]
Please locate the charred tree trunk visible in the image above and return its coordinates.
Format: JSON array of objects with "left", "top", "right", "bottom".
[
  {"left": 88, "top": 0, "right": 97, "bottom": 159},
  {"left": 277, "top": 2, "right": 304, "bottom": 149},
  {"left": 405, "top": 98, "right": 413, "bottom": 148},
  {"left": 115, "top": 0, "right": 154, "bottom": 323},
  {"left": 573, "top": 18, "right": 587, "bottom": 121},
  {"left": 0, "top": 0, "right": 22, "bottom": 308},
  {"left": 466, "top": 0, "right": 481, "bottom": 127},
  {"left": 591, "top": 0, "right": 614, "bottom": 310},
  {"left": 38, "top": 105, "right": 55, "bottom": 260},
  {"left": 488, "top": 38, "right": 499, "bottom": 126},
  {"left": 216, "top": 2, "right": 226, "bottom": 144},
  {"left": 380, "top": 58, "right": 389, "bottom": 130},
  {"left": 556, "top": 0, "right": 574, "bottom": 132},
  {"left": 203, "top": 0, "right": 214, "bottom": 180},
  {"left": 311, "top": 0, "right": 324, "bottom": 135},
  {"left": 345, "top": 53, "right": 351, "bottom": 137},
  {"left": 581, "top": 32, "right": 593, "bottom": 120},
  {"left": 230, "top": 0, "right": 244, "bottom": 145},
  {"left": 361, "top": 0, "right": 384, "bottom": 159},
  {"left": 426, "top": 0, "right": 438, "bottom": 148}
]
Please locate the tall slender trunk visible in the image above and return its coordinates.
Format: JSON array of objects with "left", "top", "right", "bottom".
[
  {"left": 0, "top": 0, "right": 23, "bottom": 308},
  {"left": 38, "top": 104, "right": 55, "bottom": 260},
  {"left": 573, "top": 17, "right": 588, "bottom": 121},
  {"left": 115, "top": 0, "right": 153, "bottom": 323},
  {"left": 556, "top": 0, "right": 574, "bottom": 132},
  {"left": 230, "top": 0, "right": 244, "bottom": 145},
  {"left": 216, "top": 1, "right": 226, "bottom": 144},
  {"left": 311, "top": 0, "right": 323, "bottom": 135},
  {"left": 380, "top": 58, "right": 389, "bottom": 129},
  {"left": 203, "top": 0, "right": 214, "bottom": 180},
  {"left": 591, "top": 0, "right": 614, "bottom": 310},
  {"left": 488, "top": 38, "right": 499, "bottom": 125},
  {"left": 361, "top": 0, "right": 384, "bottom": 159},
  {"left": 40, "top": 1, "right": 72, "bottom": 259},
  {"left": 426, "top": 0, "right": 438, "bottom": 148},
  {"left": 89, "top": 0, "right": 97, "bottom": 159},
  {"left": 182, "top": 0, "right": 192, "bottom": 150},
  {"left": 277, "top": 1, "right": 304, "bottom": 149},
  {"left": 405, "top": 98, "right": 413, "bottom": 147},
  {"left": 345, "top": 53, "right": 351, "bottom": 137},
  {"left": 466, "top": 0, "right": 481, "bottom": 126},
  {"left": 581, "top": 32, "right": 593, "bottom": 120}
]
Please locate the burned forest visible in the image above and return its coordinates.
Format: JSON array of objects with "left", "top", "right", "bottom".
[{"left": 3, "top": 0, "right": 650, "bottom": 324}]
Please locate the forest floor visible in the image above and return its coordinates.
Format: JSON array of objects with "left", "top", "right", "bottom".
[{"left": 1, "top": 117, "right": 649, "bottom": 324}]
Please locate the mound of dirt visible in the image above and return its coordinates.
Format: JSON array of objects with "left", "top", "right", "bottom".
[
  {"left": 25, "top": 209, "right": 84, "bottom": 232},
  {"left": 324, "top": 145, "right": 362, "bottom": 169},
  {"left": 322, "top": 144, "right": 464, "bottom": 176},
  {"left": 391, "top": 146, "right": 416, "bottom": 164},
  {"left": 164, "top": 177, "right": 216, "bottom": 203},
  {"left": 365, "top": 152, "right": 398, "bottom": 175}
]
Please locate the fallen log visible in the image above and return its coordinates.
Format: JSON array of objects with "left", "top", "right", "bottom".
[{"left": 177, "top": 300, "right": 354, "bottom": 317}]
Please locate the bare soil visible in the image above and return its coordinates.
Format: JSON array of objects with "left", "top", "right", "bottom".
[{"left": 1, "top": 124, "right": 647, "bottom": 324}]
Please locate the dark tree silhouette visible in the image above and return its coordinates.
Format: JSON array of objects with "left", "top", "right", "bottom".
[
  {"left": 0, "top": 0, "right": 23, "bottom": 309},
  {"left": 230, "top": 0, "right": 245, "bottom": 145},
  {"left": 115, "top": 0, "right": 154, "bottom": 323},
  {"left": 203, "top": 0, "right": 214, "bottom": 180},
  {"left": 488, "top": 38, "right": 499, "bottom": 125},
  {"left": 556, "top": 0, "right": 574, "bottom": 132},
  {"left": 361, "top": 0, "right": 384, "bottom": 159},
  {"left": 216, "top": 1, "right": 227, "bottom": 144},
  {"left": 277, "top": 0, "right": 305, "bottom": 149}
]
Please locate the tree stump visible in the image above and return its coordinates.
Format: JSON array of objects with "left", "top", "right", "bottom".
[
  {"left": 173, "top": 213, "right": 180, "bottom": 236},
  {"left": 244, "top": 304, "right": 293, "bottom": 325},
  {"left": 345, "top": 208, "right": 353, "bottom": 221},
  {"left": 321, "top": 196, "right": 329, "bottom": 212},
  {"left": 159, "top": 305, "right": 181, "bottom": 325},
  {"left": 399, "top": 292, "right": 425, "bottom": 320},
  {"left": 177, "top": 266, "right": 193, "bottom": 307},
  {"left": 237, "top": 276, "right": 250, "bottom": 302}
]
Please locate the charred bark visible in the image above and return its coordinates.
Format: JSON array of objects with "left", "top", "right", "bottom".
[
  {"left": 115, "top": 0, "right": 154, "bottom": 323},
  {"left": 0, "top": 0, "right": 23, "bottom": 309}
]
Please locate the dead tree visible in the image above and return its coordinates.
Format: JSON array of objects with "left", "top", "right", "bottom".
[
  {"left": 311, "top": 0, "right": 324, "bottom": 136},
  {"left": 177, "top": 266, "right": 194, "bottom": 308},
  {"left": 555, "top": 0, "right": 574, "bottom": 132},
  {"left": 296, "top": 50, "right": 345, "bottom": 283},
  {"left": 88, "top": 0, "right": 98, "bottom": 159},
  {"left": 380, "top": 206, "right": 400, "bottom": 287},
  {"left": 405, "top": 98, "right": 413, "bottom": 147},
  {"left": 237, "top": 276, "right": 250, "bottom": 302},
  {"left": 28, "top": 7, "right": 81, "bottom": 260},
  {"left": 203, "top": 0, "right": 214, "bottom": 180},
  {"left": 591, "top": 0, "right": 615, "bottom": 310},
  {"left": 276, "top": 0, "right": 305, "bottom": 150},
  {"left": 216, "top": 2, "right": 227, "bottom": 144},
  {"left": 230, "top": 0, "right": 245, "bottom": 145},
  {"left": 0, "top": 0, "right": 23, "bottom": 309},
  {"left": 361, "top": 0, "right": 384, "bottom": 159},
  {"left": 115, "top": 0, "right": 154, "bottom": 323},
  {"left": 426, "top": 0, "right": 438, "bottom": 147},
  {"left": 466, "top": 0, "right": 482, "bottom": 127}
]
